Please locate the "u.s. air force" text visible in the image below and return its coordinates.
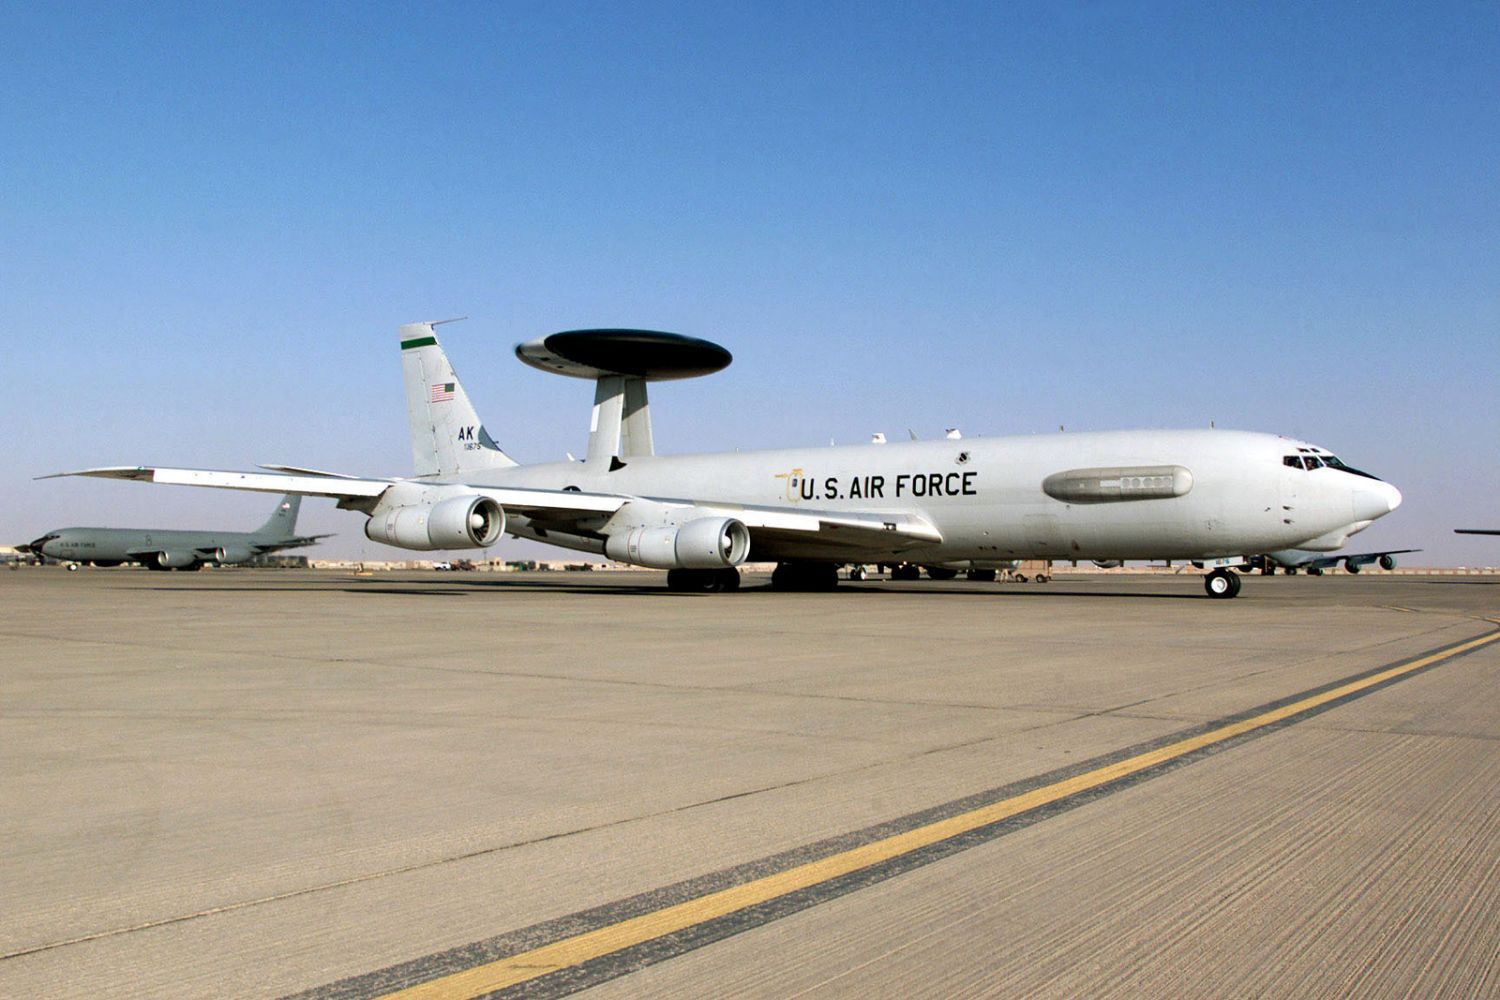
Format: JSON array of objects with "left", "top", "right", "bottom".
[{"left": 787, "top": 471, "right": 977, "bottom": 501}]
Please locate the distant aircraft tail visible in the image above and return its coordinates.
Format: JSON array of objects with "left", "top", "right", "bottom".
[
  {"left": 254, "top": 494, "right": 301, "bottom": 539},
  {"left": 400, "top": 321, "right": 518, "bottom": 478}
]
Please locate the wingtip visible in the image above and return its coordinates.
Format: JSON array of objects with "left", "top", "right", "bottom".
[{"left": 35, "top": 465, "right": 154, "bottom": 482}]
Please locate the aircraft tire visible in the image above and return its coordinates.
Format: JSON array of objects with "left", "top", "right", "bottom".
[
  {"left": 1308, "top": 567, "right": 1324, "bottom": 576},
  {"left": 1205, "top": 569, "right": 1238, "bottom": 599},
  {"left": 966, "top": 569, "right": 998, "bottom": 582},
  {"left": 1379, "top": 555, "right": 1396, "bottom": 571},
  {"left": 1283, "top": 567, "right": 1297, "bottom": 575},
  {"left": 1345, "top": 560, "right": 1361, "bottom": 574},
  {"left": 924, "top": 566, "right": 959, "bottom": 581}
]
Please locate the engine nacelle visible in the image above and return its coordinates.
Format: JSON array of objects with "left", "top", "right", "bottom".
[
  {"left": 365, "top": 495, "right": 506, "bottom": 551},
  {"left": 213, "top": 545, "right": 255, "bottom": 565},
  {"left": 154, "top": 550, "right": 196, "bottom": 568},
  {"left": 604, "top": 517, "right": 750, "bottom": 569}
]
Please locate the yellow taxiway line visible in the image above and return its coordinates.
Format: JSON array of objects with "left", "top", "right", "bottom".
[{"left": 380, "top": 626, "right": 1500, "bottom": 1000}]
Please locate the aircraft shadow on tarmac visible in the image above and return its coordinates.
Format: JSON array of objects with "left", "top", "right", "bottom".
[
  {"left": 350, "top": 577, "right": 1212, "bottom": 600},
  {"left": 130, "top": 575, "right": 1272, "bottom": 600}
]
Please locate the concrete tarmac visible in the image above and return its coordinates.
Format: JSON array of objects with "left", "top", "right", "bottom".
[{"left": 1, "top": 568, "right": 1497, "bottom": 998}]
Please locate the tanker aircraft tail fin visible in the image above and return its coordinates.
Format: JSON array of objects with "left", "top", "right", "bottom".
[{"left": 254, "top": 494, "right": 302, "bottom": 539}]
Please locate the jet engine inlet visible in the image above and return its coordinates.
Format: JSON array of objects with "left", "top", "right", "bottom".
[
  {"left": 365, "top": 495, "right": 506, "bottom": 551},
  {"left": 604, "top": 517, "right": 751, "bottom": 569}
]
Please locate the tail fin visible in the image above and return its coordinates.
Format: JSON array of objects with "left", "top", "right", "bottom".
[
  {"left": 401, "top": 321, "right": 519, "bottom": 478},
  {"left": 255, "top": 495, "right": 301, "bottom": 538}
]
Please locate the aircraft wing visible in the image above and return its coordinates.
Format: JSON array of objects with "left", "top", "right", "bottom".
[
  {"left": 47, "top": 465, "right": 945, "bottom": 551},
  {"left": 690, "top": 502, "right": 942, "bottom": 547},
  {"left": 43, "top": 466, "right": 629, "bottom": 516},
  {"left": 44, "top": 466, "right": 395, "bottom": 500}
]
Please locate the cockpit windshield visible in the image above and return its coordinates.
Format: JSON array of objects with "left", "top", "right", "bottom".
[
  {"left": 1282, "top": 453, "right": 1380, "bottom": 479},
  {"left": 1319, "top": 455, "right": 1379, "bottom": 480}
]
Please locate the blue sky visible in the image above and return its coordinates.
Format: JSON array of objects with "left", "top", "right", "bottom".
[{"left": 4, "top": 2, "right": 1497, "bottom": 563}]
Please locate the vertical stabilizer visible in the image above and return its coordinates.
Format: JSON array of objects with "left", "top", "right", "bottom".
[
  {"left": 400, "top": 321, "right": 518, "bottom": 478},
  {"left": 255, "top": 495, "right": 301, "bottom": 539}
]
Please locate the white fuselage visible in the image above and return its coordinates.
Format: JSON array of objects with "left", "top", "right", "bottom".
[{"left": 422, "top": 428, "right": 1400, "bottom": 563}]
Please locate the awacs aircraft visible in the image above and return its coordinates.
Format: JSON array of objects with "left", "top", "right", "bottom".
[
  {"left": 48, "top": 324, "right": 1403, "bottom": 598},
  {"left": 24, "top": 494, "right": 327, "bottom": 570},
  {"left": 1242, "top": 547, "right": 1419, "bottom": 576}
]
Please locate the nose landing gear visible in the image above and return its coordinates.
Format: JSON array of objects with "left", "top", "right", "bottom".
[{"left": 1204, "top": 568, "right": 1242, "bottom": 599}]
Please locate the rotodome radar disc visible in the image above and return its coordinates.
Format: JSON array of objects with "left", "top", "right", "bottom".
[{"left": 515, "top": 329, "right": 732, "bottom": 381}]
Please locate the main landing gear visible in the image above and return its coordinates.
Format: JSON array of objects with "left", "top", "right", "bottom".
[
  {"left": 666, "top": 568, "right": 741, "bottom": 592},
  {"left": 1204, "top": 568, "right": 1242, "bottom": 599}
]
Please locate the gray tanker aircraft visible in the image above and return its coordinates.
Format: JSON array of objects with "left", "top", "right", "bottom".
[
  {"left": 1242, "top": 546, "right": 1419, "bottom": 576},
  {"left": 24, "top": 494, "right": 327, "bottom": 570},
  {"left": 48, "top": 323, "right": 1403, "bottom": 598}
]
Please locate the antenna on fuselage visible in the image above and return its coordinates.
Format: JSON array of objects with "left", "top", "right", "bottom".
[{"left": 514, "top": 329, "right": 733, "bottom": 470}]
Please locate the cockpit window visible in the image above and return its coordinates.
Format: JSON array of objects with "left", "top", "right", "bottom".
[
  {"left": 1284, "top": 455, "right": 1303, "bottom": 469},
  {"left": 1304, "top": 456, "right": 1324, "bottom": 469}
]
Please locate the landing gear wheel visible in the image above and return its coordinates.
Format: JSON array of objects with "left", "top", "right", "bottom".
[
  {"left": 966, "top": 569, "right": 998, "bottom": 582},
  {"left": 1344, "top": 560, "right": 1361, "bottom": 574},
  {"left": 1205, "top": 569, "right": 1241, "bottom": 599},
  {"left": 890, "top": 563, "right": 922, "bottom": 582},
  {"left": 924, "top": 566, "right": 959, "bottom": 580},
  {"left": 1283, "top": 567, "right": 1298, "bottom": 575},
  {"left": 1308, "top": 567, "right": 1324, "bottom": 576}
]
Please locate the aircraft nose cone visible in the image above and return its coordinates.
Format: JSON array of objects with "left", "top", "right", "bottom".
[{"left": 1353, "top": 481, "right": 1402, "bottom": 521}]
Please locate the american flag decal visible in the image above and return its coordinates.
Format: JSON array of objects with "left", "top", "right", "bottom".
[{"left": 429, "top": 382, "right": 456, "bottom": 403}]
